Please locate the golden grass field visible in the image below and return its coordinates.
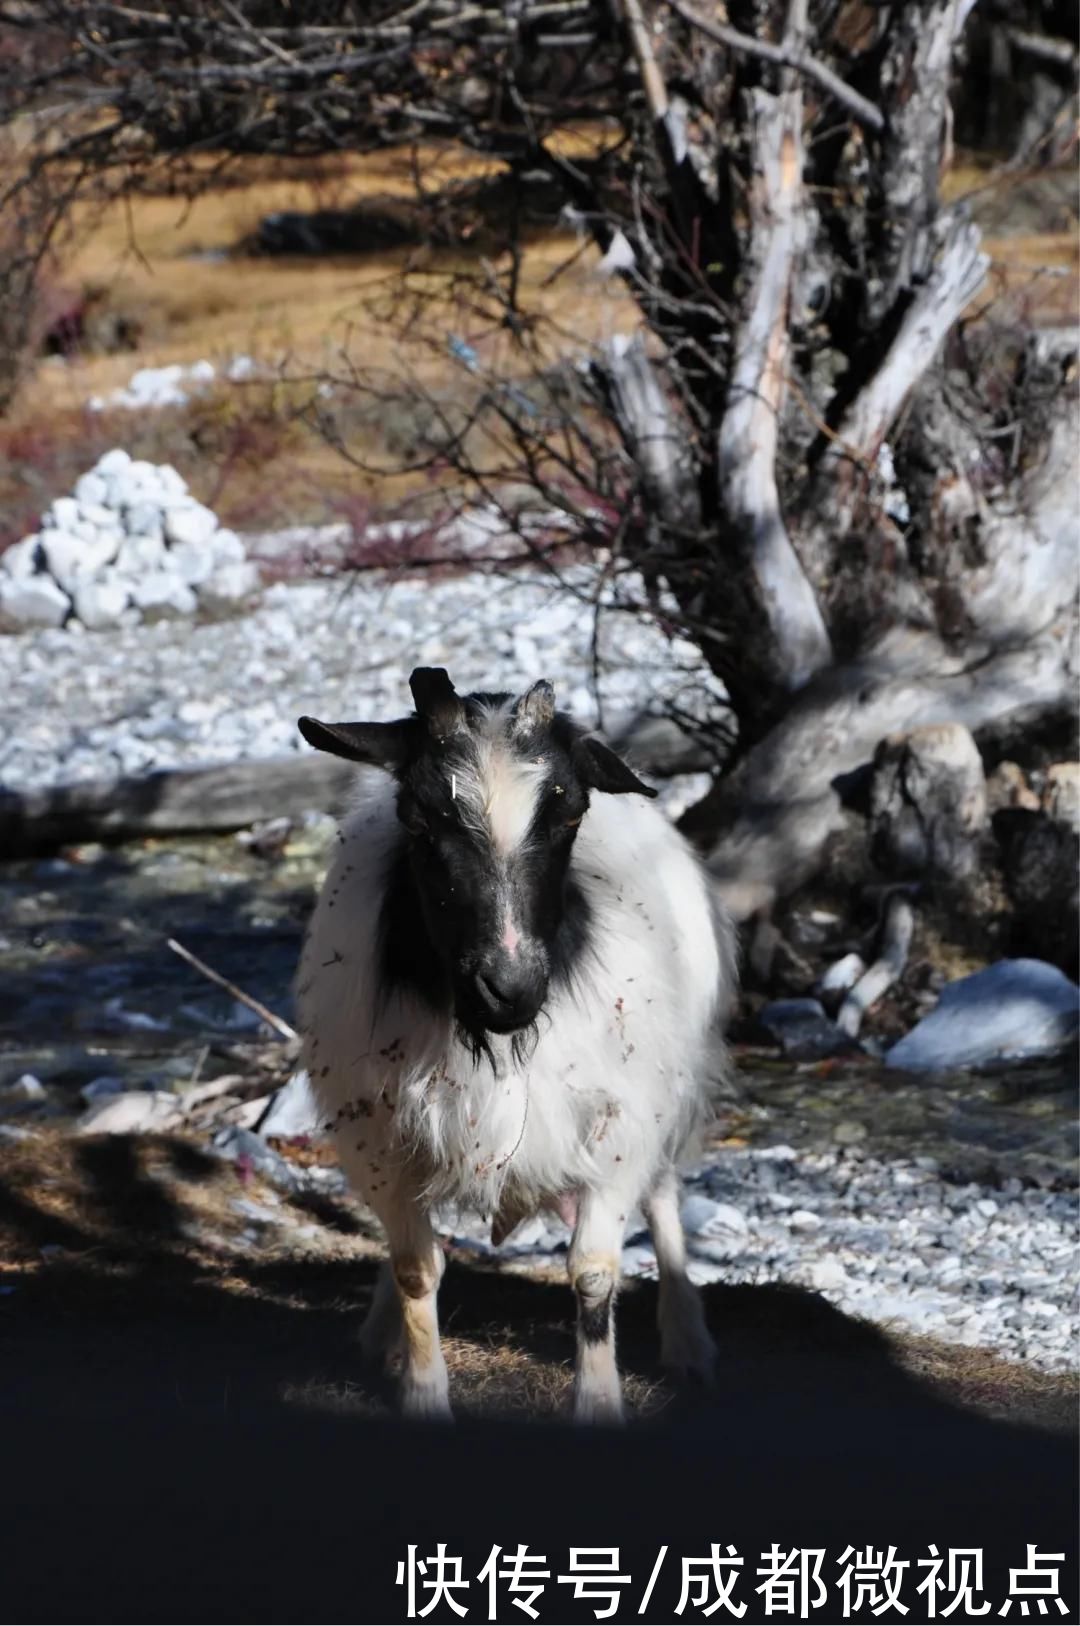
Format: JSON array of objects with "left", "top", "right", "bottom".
[{"left": 1, "top": 139, "right": 1075, "bottom": 539}]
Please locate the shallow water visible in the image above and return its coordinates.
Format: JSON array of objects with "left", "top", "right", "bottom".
[{"left": 0, "top": 828, "right": 1075, "bottom": 1186}]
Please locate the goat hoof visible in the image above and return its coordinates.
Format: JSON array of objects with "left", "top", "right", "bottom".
[
  {"left": 401, "top": 1379, "right": 453, "bottom": 1421},
  {"left": 659, "top": 1296, "right": 717, "bottom": 1385},
  {"left": 572, "top": 1386, "right": 625, "bottom": 1426}
]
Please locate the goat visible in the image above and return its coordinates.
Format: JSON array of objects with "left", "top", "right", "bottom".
[{"left": 294, "top": 668, "right": 735, "bottom": 1421}]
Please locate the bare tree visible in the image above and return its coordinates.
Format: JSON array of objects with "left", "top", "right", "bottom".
[{"left": 1, "top": 0, "right": 1076, "bottom": 921}]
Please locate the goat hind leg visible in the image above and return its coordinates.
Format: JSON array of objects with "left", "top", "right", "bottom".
[
  {"left": 644, "top": 1167, "right": 716, "bottom": 1383},
  {"left": 359, "top": 1259, "right": 403, "bottom": 1365}
]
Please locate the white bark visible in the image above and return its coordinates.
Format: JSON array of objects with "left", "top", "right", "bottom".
[
  {"left": 707, "top": 615, "right": 1076, "bottom": 920},
  {"left": 716, "top": 86, "right": 833, "bottom": 691}
]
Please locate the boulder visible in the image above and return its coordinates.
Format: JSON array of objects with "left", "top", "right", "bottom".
[
  {"left": 886, "top": 958, "right": 1079, "bottom": 1071},
  {"left": 754, "top": 997, "right": 858, "bottom": 1061},
  {"left": 0, "top": 535, "right": 42, "bottom": 580},
  {"left": 115, "top": 533, "right": 167, "bottom": 576},
  {"left": 164, "top": 501, "right": 218, "bottom": 550},
  {"left": 72, "top": 572, "right": 131, "bottom": 631},
  {"left": 0, "top": 574, "right": 70, "bottom": 629},
  {"left": 870, "top": 723, "right": 987, "bottom": 879},
  {"left": 169, "top": 538, "right": 217, "bottom": 586},
  {"left": 131, "top": 572, "right": 198, "bottom": 620},
  {"left": 73, "top": 470, "right": 109, "bottom": 507},
  {"left": 122, "top": 500, "right": 164, "bottom": 540}
]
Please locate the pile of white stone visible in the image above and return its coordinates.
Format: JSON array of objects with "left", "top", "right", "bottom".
[{"left": 0, "top": 450, "right": 261, "bottom": 633}]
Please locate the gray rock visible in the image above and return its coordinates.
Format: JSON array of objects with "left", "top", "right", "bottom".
[
  {"left": 870, "top": 723, "right": 987, "bottom": 879},
  {"left": 131, "top": 572, "right": 198, "bottom": 620},
  {"left": 198, "top": 560, "right": 260, "bottom": 614},
  {"left": 0, "top": 535, "right": 42, "bottom": 579},
  {"left": 72, "top": 572, "right": 131, "bottom": 631},
  {"left": 211, "top": 1125, "right": 298, "bottom": 1189},
  {"left": 755, "top": 997, "right": 857, "bottom": 1061},
  {"left": 886, "top": 958, "right": 1080, "bottom": 1071},
  {"left": 165, "top": 501, "right": 218, "bottom": 549},
  {"left": 0, "top": 574, "right": 70, "bottom": 629}
]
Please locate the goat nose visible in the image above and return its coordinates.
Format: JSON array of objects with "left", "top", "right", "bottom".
[{"left": 478, "top": 969, "right": 520, "bottom": 1009}]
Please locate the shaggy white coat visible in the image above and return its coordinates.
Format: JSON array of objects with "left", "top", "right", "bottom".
[{"left": 296, "top": 766, "right": 734, "bottom": 1231}]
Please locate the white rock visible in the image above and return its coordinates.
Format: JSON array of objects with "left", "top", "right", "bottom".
[
  {"left": 115, "top": 533, "right": 167, "bottom": 576},
  {"left": 156, "top": 464, "right": 188, "bottom": 499},
  {"left": 72, "top": 572, "right": 131, "bottom": 630},
  {"left": 789, "top": 1209, "right": 823, "bottom": 1231},
  {"left": 1, "top": 535, "right": 42, "bottom": 579},
  {"left": 169, "top": 539, "right": 217, "bottom": 586},
  {"left": 810, "top": 1257, "right": 849, "bottom": 1291},
  {"left": 254, "top": 1069, "right": 321, "bottom": 1138},
  {"left": 94, "top": 448, "right": 132, "bottom": 476},
  {"left": 39, "top": 527, "right": 87, "bottom": 583},
  {"left": 78, "top": 1090, "right": 181, "bottom": 1134},
  {"left": 0, "top": 574, "right": 70, "bottom": 629},
  {"left": 165, "top": 502, "right": 218, "bottom": 549},
  {"left": 131, "top": 572, "right": 198, "bottom": 620},
  {"left": 122, "top": 500, "right": 164, "bottom": 540},
  {"left": 210, "top": 528, "right": 245, "bottom": 566},
  {"left": 46, "top": 496, "right": 83, "bottom": 532},
  {"left": 819, "top": 953, "right": 867, "bottom": 997},
  {"left": 73, "top": 471, "right": 109, "bottom": 507},
  {"left": 198, "top": 560, "right": 260, "bottom": 613},
  {"left": 1, "top": 1073, "right": 46, "bottom": 1105}
]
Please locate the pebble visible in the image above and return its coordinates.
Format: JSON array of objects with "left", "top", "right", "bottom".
[{"left": 428, "top": 1142, "right": 1079, "bottom": 1374}]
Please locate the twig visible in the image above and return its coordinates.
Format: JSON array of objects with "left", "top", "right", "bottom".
[
  {"left": 667, "top": 0, "right": 886, "bottom": 133},
  {"left": 167, "top": 938, "right": 299, "bottom": 1042}
]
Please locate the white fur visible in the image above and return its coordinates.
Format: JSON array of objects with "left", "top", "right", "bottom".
[{"left": 295, "top": 762, "right": 735, "bottom": 1417}]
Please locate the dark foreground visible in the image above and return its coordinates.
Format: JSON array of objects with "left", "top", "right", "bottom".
[{"left": 0, "top": 1133, "right": 1075, "bottom": 1626}]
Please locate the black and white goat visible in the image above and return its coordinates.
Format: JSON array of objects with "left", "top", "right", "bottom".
[{"left": 295, "top": 668, "right": 735, "bottom": 1421}]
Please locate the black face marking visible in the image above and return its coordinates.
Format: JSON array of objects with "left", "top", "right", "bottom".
[{"left": 303, "top": 671, "right": 655, "bottom": 1050}]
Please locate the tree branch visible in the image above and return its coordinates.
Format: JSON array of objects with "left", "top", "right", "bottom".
[
  {"left": 667, "top": 0, "right": 886, "bottom": 132},
  {"left": 716, "top": 83, "right": 833, "bottom": 691}
]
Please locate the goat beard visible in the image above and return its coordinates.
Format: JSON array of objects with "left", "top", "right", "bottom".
[{"left": 454, "top": 1012, "right": 542, "bottom": 1074}]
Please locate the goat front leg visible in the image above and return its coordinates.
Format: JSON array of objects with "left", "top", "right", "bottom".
[
  {"left": 643, "top": 1166, "right": 716, "bottom": 1383},
  {"left": 568, "top": 1190, "right": 627, "bottom": 1424},
  {"left": 371, "top": 1183, "right": 450, "bottom": 1420}
]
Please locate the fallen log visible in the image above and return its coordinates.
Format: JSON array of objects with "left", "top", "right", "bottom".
[{"left": 0, "top": 754, "right": 357, "bottom": 857}]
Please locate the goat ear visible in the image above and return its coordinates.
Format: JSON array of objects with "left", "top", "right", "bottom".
[
  {"left": 297, "top": 715, "right": 416, "bottom": 772},
  {"left": 574, "top": 735, "right": 658, "bottom": 798},
  {"left": 409, "top": 667, "right": 466, "bottom": 742}
]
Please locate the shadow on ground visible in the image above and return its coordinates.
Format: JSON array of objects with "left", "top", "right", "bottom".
[{"left": 0, "top": 1130, "right": 1075, "bottom": 1623}]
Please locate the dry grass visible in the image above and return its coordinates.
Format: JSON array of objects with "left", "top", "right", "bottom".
[
  {"left": 0, "top": 143, "right": 1074, "bottom": 538},
  {"left": 0, "top": 1127, "right": 1073, "bottom": 1433}
]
